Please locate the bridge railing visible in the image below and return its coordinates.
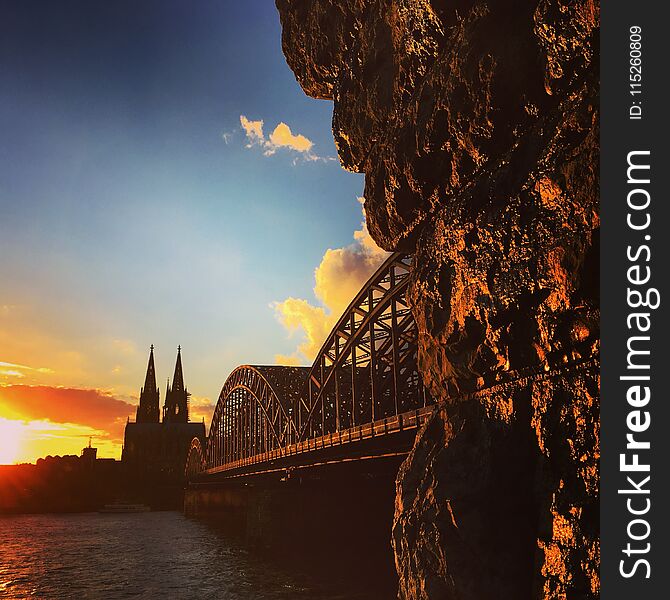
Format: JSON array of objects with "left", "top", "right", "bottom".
[{"left": 202, "top": 405, "right": 434, "bottom": 477}]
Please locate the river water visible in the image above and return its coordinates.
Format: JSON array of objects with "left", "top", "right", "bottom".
[{"left": 0, "top": 512, "right": 395, "bottom": 599}]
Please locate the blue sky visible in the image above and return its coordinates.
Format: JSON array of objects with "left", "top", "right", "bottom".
[{"left": 0, "top": 1, "right": 375, "bottom": 458}]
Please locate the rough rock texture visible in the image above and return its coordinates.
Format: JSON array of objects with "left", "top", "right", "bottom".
[{"left": 276, "top": 1, "right": 599, "bottom": 598}]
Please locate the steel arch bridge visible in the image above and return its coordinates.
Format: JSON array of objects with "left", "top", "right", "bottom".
[{"left": 187, "top": 253, "right": 434, "bottom": 479}]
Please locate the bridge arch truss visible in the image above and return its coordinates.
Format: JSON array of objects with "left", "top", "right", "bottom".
[{"left": 193, "top": 253, "right": 432, "bottom": 476}]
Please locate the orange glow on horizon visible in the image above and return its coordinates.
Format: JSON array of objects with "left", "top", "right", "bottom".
[
  {"left": 0, "top": 416, "right": 122, "bottom": 464},
  {"left": 0, "top": 417, "right": 23, "bottom": 464},
  {"left": 0, "top": 383, "right": 135, "bottom": 462},
  {"left": 0, "top": 383, "right": 213, "bottom": 463}
]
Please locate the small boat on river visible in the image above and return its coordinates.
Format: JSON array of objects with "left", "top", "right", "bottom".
[{"left": 98, "top": 503, "right": 151, "bottom": 514}]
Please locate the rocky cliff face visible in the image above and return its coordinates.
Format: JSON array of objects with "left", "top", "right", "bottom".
[{"left": 275, "top": 1, "right": 599, "bottom": 597}]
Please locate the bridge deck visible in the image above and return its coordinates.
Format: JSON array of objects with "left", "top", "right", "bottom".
[{"left": 202, "top": 406, "right": 434, "bottom": 478}]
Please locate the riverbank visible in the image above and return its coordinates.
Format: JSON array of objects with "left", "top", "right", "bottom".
[{"left": 0, "top": 461, "right": 182, "bottom": 514}]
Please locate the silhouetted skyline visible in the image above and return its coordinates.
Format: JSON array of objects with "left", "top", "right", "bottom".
[{"left": 0, "top": 1, "right": 368, "bottom": 462}]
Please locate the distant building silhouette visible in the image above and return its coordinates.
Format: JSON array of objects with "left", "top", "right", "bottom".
[
  {"left": 122, "top": 346, "right": 205, "bottom": 483},
  {"left": 80, "top": 438, "right": 97, "bottom": 464},
  {"left": 0, "top": 442, "right": 122, "bottom": 513}
]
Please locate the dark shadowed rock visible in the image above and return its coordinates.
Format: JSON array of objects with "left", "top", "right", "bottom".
[{"left": 276, "top": 0, "right": 599, "bottom": 597}]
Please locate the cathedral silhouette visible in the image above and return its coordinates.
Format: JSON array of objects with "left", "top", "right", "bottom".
[{"left": 122, "top": 346, "right": 205, "bottom": 481}]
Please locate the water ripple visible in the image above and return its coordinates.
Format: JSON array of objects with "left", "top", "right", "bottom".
[{"left": 0, "top": 512, "right": 388, "bottom": 599}]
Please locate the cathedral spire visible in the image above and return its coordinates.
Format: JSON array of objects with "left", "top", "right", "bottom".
[
  {"left": 143, "top": 344, "right": 157, "bottom": 394},
  {"left": 172, "top": 345, "right": 184, "bottom": 393},
  {"left": 136, "top": 345, "right": 160, "bottom": 423},
  {"left": 163, "top": 346, "right": 189, "bottom": 423}
]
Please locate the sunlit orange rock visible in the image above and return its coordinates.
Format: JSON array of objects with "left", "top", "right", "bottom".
[{"left": 276, "top": 0, "right": 599, "bottom": 597}]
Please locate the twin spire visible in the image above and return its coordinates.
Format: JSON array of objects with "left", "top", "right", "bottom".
[
  {"left": 136, "top": 345, "right": 159, "bottom": 423},
  {"left": 136, "top": 345, "right": 190, "bottom": 424},
  {"left": 171, "top": 345, "right": 185, "bottom": 394},
  {"left": 142, "top": 344, "right": 158, "bottom": 394}
]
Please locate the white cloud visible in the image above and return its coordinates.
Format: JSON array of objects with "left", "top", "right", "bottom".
[
  {"left": 267, "top": 122, "right": 313, "bottom": 154},
  {"left": 240, "top": 115, "right": 265, "bottom": 146},
  {"left": 239, "top": 115, "right": 334, "bottom": 163},
  {"left": 272, "top": 198, "right": 389, "bottom": 365}
]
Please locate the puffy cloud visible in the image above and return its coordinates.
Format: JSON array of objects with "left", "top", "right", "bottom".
[
  {"left": 240, "top": 115, "right": 265, "bottom": 146},
  {"left": 239, "top": 115, "right": 331, "bottom": 162},
  {"left": 271, "top": 298, "right": 335, "bottom": 364},
  {"left": 268, "top": 122, "right": 313, "bottom": 153},
  {"left": 272, "top": 199, "right": 390, "bottom": 364}
]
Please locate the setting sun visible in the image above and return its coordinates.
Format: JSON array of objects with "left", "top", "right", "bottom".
[{"left": 0, "top": 417, "right": 22, "bottom": 464}]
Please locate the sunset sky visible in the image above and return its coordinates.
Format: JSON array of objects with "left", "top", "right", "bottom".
[{"left": 0, "top": 1, "right": 387, "bottom": 463}]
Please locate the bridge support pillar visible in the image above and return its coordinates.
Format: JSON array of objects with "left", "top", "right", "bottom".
[{"left": 185, "top": 456, "right": 405, "bottom": 595}]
